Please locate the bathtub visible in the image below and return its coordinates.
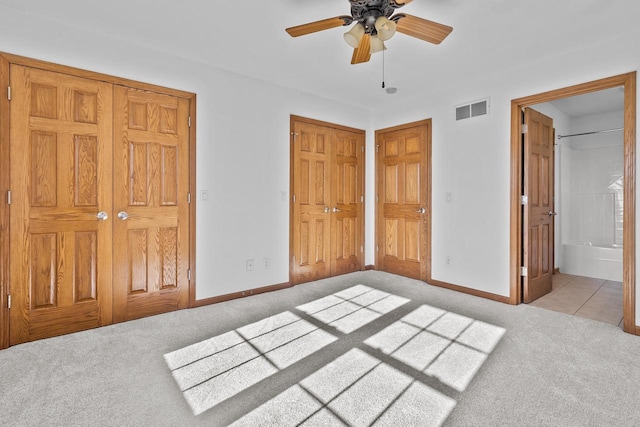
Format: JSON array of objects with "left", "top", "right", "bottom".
[{"left": 561, "top": 242, "right": 622, "bottom": 282}]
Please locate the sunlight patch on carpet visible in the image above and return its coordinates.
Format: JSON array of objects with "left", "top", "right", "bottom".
[
  {"left": 296, "top": 284, "right": 410, "bottom": 333},
  {"left": 164, "top": 285, "right": 504, "bottom": 422},
  {"left": 164, "top": 311, "right": 337, "bottom": 415},
  {"left": 231, "top": 348, "right": 456, "bottom": 427},
  {"left": 365, "top": 304, "right": 506, "bottom": 392}
]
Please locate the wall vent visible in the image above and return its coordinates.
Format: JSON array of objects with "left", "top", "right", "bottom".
[{"left": 455, "top": 98, "right": 490, "bottom": 121}]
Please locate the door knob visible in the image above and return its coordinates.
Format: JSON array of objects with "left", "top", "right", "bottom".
[
  {"left": 332, "top": 207, "right": 342, "bottom": 213},
  {"left": 96, "top": 211, "right": 108, "bottom": 221},
  {"left": 416, "top": 208, "right": 426, "bottom": 214},
  {"left": 548, "top": 211, "right": 557, "bottom": 216},
  {"left": 117, "top": 211, "right": 129, "bottom": 220},
  {"left": 324, "top": 207, "right": 330, "bottom": 213}
]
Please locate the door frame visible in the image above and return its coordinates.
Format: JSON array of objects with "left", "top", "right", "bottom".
[
  {"left": 289, "top": 115, "right": 366, "bottom": 285},
  {"left": 0, "top": 55, "right": 9, "bottom": 349},
  {"left": 509, "top": 72, "right": 637, "bottom": 335},
  {"left": 0, "top": 52, "right": 198, "bottom": 349},
  {"left": 374, "top": 119, "right": 432, "bottom": 282}
]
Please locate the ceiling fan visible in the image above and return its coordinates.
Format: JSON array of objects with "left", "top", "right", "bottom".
[{"left": 285, "top": 0, "right": 453, "bottom": 65}]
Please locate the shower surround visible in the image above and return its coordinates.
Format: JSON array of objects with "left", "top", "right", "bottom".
[{"left": 559, "top": 110, "right": 623, "bottom": 282}]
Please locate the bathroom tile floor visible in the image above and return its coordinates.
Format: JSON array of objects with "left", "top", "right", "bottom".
[{"left": 530, "top": 273, "right": 623, "bottom": 327}]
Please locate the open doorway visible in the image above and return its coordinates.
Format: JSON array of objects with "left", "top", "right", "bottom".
[
  {"left": 529, "top": 88, "right": 624, "bottom": 326},
  {"left": 509, "top": 72, "right": 637, "bottom": 335}
]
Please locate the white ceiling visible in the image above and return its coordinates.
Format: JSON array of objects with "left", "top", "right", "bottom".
[
  {"left": 549, "top": 87, "right": 625, "bottom": 118},
  {"left": 0, "top": 0, "right": 635, "bottom": 112}
]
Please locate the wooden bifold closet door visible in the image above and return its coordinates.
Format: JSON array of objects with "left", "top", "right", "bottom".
[
  {"left": 8, "top": 63, "right": 192, "bottom": 345},
  {"left": 290, "top": 117, "right": 365, "bottom": 285}
]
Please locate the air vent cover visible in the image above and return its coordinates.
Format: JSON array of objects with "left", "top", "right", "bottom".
[{"left": 455, "top": 98, "right": 490, "bottom": 121}]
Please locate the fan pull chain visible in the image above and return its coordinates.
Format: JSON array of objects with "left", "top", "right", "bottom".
[{"left": 381, "top": 48, "right": 386, "bottom": 89}]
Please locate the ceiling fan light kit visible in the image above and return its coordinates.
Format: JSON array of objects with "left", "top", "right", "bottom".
[
  {"left": 344, "top": 23, "right": 365, "bottom": 48},
  {"left": 374, "top": 16, "right": 397, "bottom": 41},
  {"left": 286, "top": 0, "right": 452, "bottom": 65},
  {"left": 370, "top": 35, "right": 387, "bottom": 54}
]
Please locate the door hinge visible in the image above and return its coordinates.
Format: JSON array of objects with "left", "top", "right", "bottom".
[
  {"left": 360, "top": 245, "right": 364, "bottom": 253},
  {"left": 291, "top": 132, "right": 298, "bottom": 140},
  {"left": 187, "top": 192, "right": 191, "bottom": 204},
  {"left": 7, "top": 190, "right": 11, "bottom": 205},
  {"left": 293, "top": 255, "right": 296, "bottom": 264},
  {"left": 360, "top": 195, "right": 364, "bottom": 203},
  {"left": 521, "top": 195, "right": 528, "bottom": 205},
  {"left": 7, "top": 86, "right": 10, "bottom": 101},
  {"left": 188, "top": 116, "right": 191, "bottom": 128},
  {"left": 376, "top": 144, "right": 379, "bottom": 153},
  {"left": 187, "top": 269, "right": 191, "bottom": 281},
  {"left": 292, "top": 194, "right": 296, "bottom": 203},
  {"left": 376, "top": 245, "right": 379, "bottom": 252},
  {"left": 7, "top": 294, "right": 10, "bottom": 309},
  {"left": 376, "top": 195, "right": 379, "bottom": 203},
  {"left": 361, "top": 145, "right": 364, "bottom": 153},
  {"left": 522, "top": 124, "right": 528, "bottom": 134},
  {"left": 520, "top": 266, "right": 528, "bottom": 277}
]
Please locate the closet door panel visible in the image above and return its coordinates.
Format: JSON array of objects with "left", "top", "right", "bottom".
[
  {"left": 9, "top": 65, "right": 113, "bottom": 344},
  {"left": 291, "top": 122, "right": 332, "bottom": 284},
  {"left": 291, "top": 118, "right": 365, "bottom": 285},
  {"left": 112, "top": 86, "right": 190, "bottom": 322},
  {"left": 331, "top": 130, "right": 364, "bottom": 275}
]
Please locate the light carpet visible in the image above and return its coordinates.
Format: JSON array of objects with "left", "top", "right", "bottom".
[{"left": 2, "top": 271, "right": 640, "bottom": 426}]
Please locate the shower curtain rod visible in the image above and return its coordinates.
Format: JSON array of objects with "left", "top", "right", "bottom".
[{"left": 557, "top": 127, "right": 623, "bottom": 140}]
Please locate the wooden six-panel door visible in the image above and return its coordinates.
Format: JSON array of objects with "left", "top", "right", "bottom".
[
  {"left": 522, "top": 108, "right": 554, "bottom": 303},
  {"left": 291, "top": 121, "right": 332, "bottom": 282},
  {"left": 290, "top": 117, "right": 364, "bottom": 285},
  {"left": 112, "top": 86, "right": 190, "bottom": 322},
  {"left": 7, "top": 61, "right": 193, "bottom": 344},
  {"left": 376, "top": 121, "right": 430, "bottom": 281},
  {"left": 331, "top": 129, "right": 364, "bottom": 276},
  {"left": 9, "top": 66, "right": 114, "bottom": 344}
]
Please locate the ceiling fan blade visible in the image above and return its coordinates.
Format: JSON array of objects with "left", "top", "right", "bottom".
[
  {"left": 395, "top": 0, "right": 414, "bottom": 4},
  {"left": 351, "top": 34, "right": 372, "bottom": 64},
  {"left": 286, "top": 17, "right": 347, "bottom": 37},
  {"left": 396, "top": 14, "right": 453, "bottom": 44}
]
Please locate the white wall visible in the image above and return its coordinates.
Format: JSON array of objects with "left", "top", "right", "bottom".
[
  {"left": 372, "top": 26, "right": 639, "bottom": 320},
  {"left": 372, "top": 89, "right": 512, "bottom": 296},
  {"left": 0, "top": 6, "right": 371, "bottom": 300},
  {"left": 2, "top": 5, "right": 640, "bottom": 326},
  {"left": 196, "top": 77, "right": 371, "bottom": 299}
]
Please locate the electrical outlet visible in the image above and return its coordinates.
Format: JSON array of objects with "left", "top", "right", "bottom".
[
  {"left": 264, "top": 258, "right": 270, "bottom": 270},
  {"left": 445, "top": 256, "right": 453, "bottom": 266},
  {"left": 246, "top": 259, "right": 254, "bottom": 271},
  {"left": 201, "top": 190, "right": 209, "bottom": 201},
  {"left": 446, "top": 192, "right": 453, "bottom": 202}
]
